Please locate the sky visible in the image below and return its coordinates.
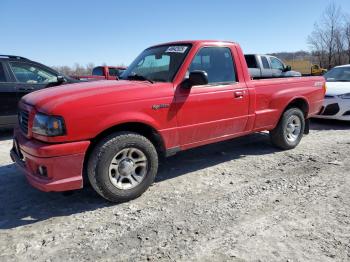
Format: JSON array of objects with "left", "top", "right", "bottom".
[{"left": 1, "top": 0, "right": 350, "bottom": 67}]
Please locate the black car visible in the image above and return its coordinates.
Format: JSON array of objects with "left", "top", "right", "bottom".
[{"left": 0, "top": 55, "right": 78, "bottom": 128}]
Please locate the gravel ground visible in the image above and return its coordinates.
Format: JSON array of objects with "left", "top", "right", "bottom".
[{"left": 0, "top": 119, "right": 349, "bottom": 262}]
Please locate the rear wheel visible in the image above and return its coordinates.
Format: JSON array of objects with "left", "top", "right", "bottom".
[
  {"left": 270, "top": 108, "right": 305, "bottom": 150},
  {"left": 87, "top": 132, "right": 158, "bottom": 202}
]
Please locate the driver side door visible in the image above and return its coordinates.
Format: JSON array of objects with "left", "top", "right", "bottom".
[
  {"left": 8, "top": 61, "right": 59, "bottom": 101},
  {"left": 269, "top": 57, "right": 285, "bottom": 78},
  {"left": 175, "top": 46, "right": 249, "bottom": 148}
]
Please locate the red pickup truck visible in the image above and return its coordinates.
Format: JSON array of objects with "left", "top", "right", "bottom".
[
  {"left": 72, "top": 66, "right": 126, "bottom": 81},
  {"left": 11, "top": 40, "right": 325, "bottom": 202}
]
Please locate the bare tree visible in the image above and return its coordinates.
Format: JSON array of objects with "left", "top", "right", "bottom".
[
  {"left": 73, "top": 63, "right": 84, "bottom": 75},
  {"left": 51, "top": 65, "right": 74, "bottom": 76},
  {"left": 335, "top": 28, "right": 345, "bottom": 65},
  {"left": 52, "top": 63, "right": 97, "bottom": 76},
  {"left": 325, "top": 3, "right": 342, "bottom": 67},
  {"left": 85, "top": 63, "right": 95, "bottom": 74},
  {"left": 308, "top": 2, "right": 343, "bottom": 68},
  {"left": 345, "top": 16, "right": 350, "bottom": 64},
  {"left": 308, "top": 28, "right": 327, "bottom": 67}
]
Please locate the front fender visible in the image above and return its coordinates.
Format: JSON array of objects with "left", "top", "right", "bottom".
[{"left": 96, "top": 111, "right": 162, "bottom": 134}]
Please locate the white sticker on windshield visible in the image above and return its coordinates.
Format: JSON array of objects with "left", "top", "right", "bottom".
[{"left": 166, "top": 46, "right": 188, "bottom": 53}]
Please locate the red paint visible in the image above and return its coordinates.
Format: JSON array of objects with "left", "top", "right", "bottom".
[
  {"left": 12, "top": 40, "right": 325, "bottom": 192},
  {"left": 11, "top": 128, "right": 89, "bottom": 191}
]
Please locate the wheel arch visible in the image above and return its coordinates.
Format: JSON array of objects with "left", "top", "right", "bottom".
[
  {"left": 270, "top": 97, "right": 309, "bottom": 131},
  {"left": 283, "top": 97, "right": 309, "bottom": 118},
  {"left": 89, "top": 121, "right": 166, "bottom": 155}
]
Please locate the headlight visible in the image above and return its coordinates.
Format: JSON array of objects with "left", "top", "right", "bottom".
[
  {"left": 32, "top": 113, "right": 66, "bottom": 136},
  {"left": 339, "top": 93, "right": 350, "bottom": 99}
]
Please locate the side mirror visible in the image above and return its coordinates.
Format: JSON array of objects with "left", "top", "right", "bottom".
[
  {"left": 188, "top": 70, "right": 208, "bottom": 87},
  {"left": 57, "top": 75, "right": 65, "bottom": 84},
  {"left": 284, "top": 65, "right": 291, "bottom": 72}
]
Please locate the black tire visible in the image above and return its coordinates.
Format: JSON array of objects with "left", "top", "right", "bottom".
[
  {"left": 269, "top": 108, "right": 305, "bottom": 150},
  {"left": 87, "top": 132, "right": 158, "bottom": 202}
]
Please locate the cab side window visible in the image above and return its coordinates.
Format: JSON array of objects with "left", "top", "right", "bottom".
[
  {"left": 270, "top": 57, "right": 284, "bottom": 71},
  {"left": 245, "top": 55, "right": 258, "bottom": 68},
  {"left": 261, "top": 56, "right": 270, "bottom": 69},
  {"left": 189, "top": 47, "right": 236, "bottom": 84},
  {"left": 109, "top": 68, "right": 119, "bottom": 76},
  {"left": 0, "top": 63, "right": 7, "bottom": 82},
  {"left": 9, "top": 62, "right": 57, "bottom": 84},
  {"left": 92, "top": 67, "right": 104, "bottom": 76}
]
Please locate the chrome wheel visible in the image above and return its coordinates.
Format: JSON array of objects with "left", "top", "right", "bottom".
[
  {"left": 109, "top": 148, "right": 148, "bottom": 190},
  {"left": 285, "top": 115, "right": 301, "bottom": 143}
]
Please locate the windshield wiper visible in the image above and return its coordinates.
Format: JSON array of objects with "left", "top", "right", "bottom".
[{"left": 127, "top": 73, "right": 154, "bottom": 84}]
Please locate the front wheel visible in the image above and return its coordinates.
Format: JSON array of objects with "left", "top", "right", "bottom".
[
  {"left": 269, "top": 108, "right": 305, "bottom": 150},
  {"left": 87, "top": 132, "right": 158, "bottom": 203}
]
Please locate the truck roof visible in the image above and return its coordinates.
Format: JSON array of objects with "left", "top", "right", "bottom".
[
  {"left": 150, "top": 40, "right": 238, "bottom": 48},
  {"left": 96, "top": 66, "right": 127, "bottom": 70},
  {"left": 109, "top": 66, "right": 127, "bottom": 70},
  {"left": 0, "top": 55, "right": 30, "bottom": 61}
]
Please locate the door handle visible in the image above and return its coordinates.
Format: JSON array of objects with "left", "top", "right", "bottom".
[{"left": 234, "top": 91, "right": 244, "bottom": 98}]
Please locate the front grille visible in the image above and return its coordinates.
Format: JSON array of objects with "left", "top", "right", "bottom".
[
  {"left": 18, "top": 110, "right": 29, "bottom": 134},
  {"left": 322, "top": 103, "right": 340, "bottom": 116},
  {"left": 343, "top": 110, "right": 350, "bottom": 116}
]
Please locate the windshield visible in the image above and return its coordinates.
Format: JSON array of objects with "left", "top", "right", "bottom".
[
  {"left": 120, "top": 44, "right": 191, "bottom": 82},
  {"left": 324, "top": 67, "right": 350, "bottom": 82}
]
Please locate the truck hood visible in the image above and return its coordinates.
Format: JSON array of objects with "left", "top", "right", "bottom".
[
  {"left": 326, "top": 81, "right": 350, "bottom": 96},
  {"left": 22, "top": 80, "right": 168, "bottom": 114}
]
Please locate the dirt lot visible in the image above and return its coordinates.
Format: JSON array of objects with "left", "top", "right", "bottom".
[{"left": 0, "top": 119, "right": 349, "bottom": 262}]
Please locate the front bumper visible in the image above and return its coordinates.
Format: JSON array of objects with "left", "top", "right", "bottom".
[
  {"left": 314, "top": 96, "right": 350, "bottom": 121},
  {"left": 11, "top": 128, "right": 90, "bottom": 192}
]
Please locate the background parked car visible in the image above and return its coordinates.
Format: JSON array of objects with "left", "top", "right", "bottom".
[
  {"left": 0, "top": 55, "right": 78, "bottom": 129},
  {"left": 244, "top": 54, "right": 302, "bottom": 79},
  {"left": 315, "top": 64, "right": 350, "bottom": 121},
  {"left": 72, "top": 66, "right": 126, "bottom": 81}
]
